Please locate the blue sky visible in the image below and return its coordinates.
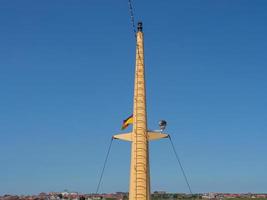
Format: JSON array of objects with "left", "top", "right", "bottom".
[{"left": 0, "top": 0, "right": 267, "bottom": 195}]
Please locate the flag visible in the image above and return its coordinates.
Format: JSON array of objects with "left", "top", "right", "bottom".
[{"left": 121, "top": 114, "right": 133, "bottom": 130}]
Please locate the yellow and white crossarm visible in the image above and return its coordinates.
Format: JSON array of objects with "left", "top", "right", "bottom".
[
  {"left": 113, "top": 131, "right": 169, "bottom": 142},
  {"left": 113, "top": 132, "right": 132, "bottom": 142},
  {"left": 147, "top": 131, "right": 169, "bottom": 141}
]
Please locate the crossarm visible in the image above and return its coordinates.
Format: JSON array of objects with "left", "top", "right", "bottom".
[
  {"left": 148, "top": 131, "right": 169, "bottom": 141},
  {"left": 113, "top": 132, "right": 132, "bottom": 142}
]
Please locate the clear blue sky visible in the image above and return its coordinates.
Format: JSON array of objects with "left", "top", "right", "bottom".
[{"left": 0, "top": 0, "right": 267, "bottom": 195}]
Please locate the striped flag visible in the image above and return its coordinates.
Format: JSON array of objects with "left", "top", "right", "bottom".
[{"left": 121, "top": 114, "right": 133, "bottom": 130}]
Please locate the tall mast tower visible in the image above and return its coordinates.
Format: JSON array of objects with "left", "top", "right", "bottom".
[{"left": 114, "top": 22, "right": 168, "bottom": 200}]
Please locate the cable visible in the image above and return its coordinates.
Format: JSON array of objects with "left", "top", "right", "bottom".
[
  {"left": 168, "top": 135, "right": 193, "bottom": 195},
  {"left": 128, "top": 0, "right": 136, "bottom": 36},
  {"left": 95, "top": 137, "right": 114, "bottom": 194}
]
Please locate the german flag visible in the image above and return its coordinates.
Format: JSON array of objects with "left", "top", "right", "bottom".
[{"left": 121, "top": 114, "right": 133, "bottom": 130}]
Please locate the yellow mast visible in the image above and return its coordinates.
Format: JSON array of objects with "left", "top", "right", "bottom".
[{"left": 113, "top": 22, "right": 168, "bottom": 200}]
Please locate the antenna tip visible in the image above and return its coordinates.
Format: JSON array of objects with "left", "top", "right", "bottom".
[{"left": 137, "top": 22, "right": 143, "bottom": 32}]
